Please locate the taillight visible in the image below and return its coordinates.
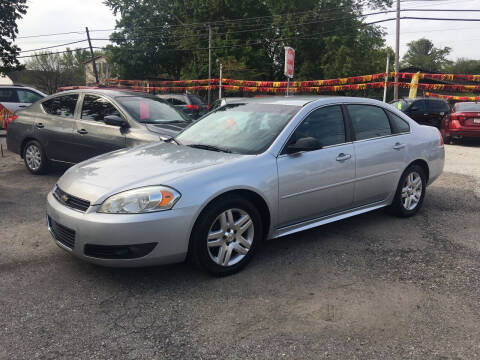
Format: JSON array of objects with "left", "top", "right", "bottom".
[
  {"left": 437, "top": 128, "right": 444, "bottom": 147},
  {"left": 449, "top": 119, "right": 461, "bottom": 129},
  {"left": 186, "top": 104, "right": 200, "bottom": 110},
  {"left": 5, "top": 115, "right": 18, "bottom": 129}
]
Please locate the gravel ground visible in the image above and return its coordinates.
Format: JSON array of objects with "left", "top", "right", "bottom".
[{"left": 0, "top": 141, "right": 479, "bottom": 359}]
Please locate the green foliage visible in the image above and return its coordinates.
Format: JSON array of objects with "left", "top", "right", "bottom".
[
  {"left": 0, "top": 0, "right": 28, "bottom": 75},
  {"left": 22, "top": 48, "right": 100, "bottom": 93},
  {"left": 401, "top": 38, "right": 452, "bottom": 73},
  {"left": 445, "top": 58, "right": 480, "bottom": 75},
  {"left": 104, "top": 0, "right": 393, "bottom": 81}
]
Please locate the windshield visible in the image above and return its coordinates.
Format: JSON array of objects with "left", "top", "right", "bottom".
[
  {"left": 115, "top": 96, "right": 190, "bottom": 124},
  {"left": 175, "top": 103, "right": 301, "bottom": 154},
  {"left": 454, "top": 102, "right": 480, "bottom": 112}
]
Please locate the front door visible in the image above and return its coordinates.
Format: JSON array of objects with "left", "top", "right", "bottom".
[
  {"left": 72, "top": 94, "right": 126, "bottom": 162},
  {"left": 277, "top": 105, "right": 355, "bottom": 227}
]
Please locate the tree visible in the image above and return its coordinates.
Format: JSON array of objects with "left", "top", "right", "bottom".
[
  {"left": 21, "top": 48, "right": 99, "bottom": 93},
  {"left": 445, "top": 58, "right": 480, "bottom": 75},
  {"left": 0, "top": 0, "right": 28, "bottom": 75},
  {"left": 401, "top": 38, "right": 452, "bottom": 72},
  {"left": 104, "top": 0, "right": 393, "bottom": 81}
]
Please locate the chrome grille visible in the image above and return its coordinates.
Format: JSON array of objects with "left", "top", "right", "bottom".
[{"left": 53, "top": 186, "right": 90, "bottom": 212}]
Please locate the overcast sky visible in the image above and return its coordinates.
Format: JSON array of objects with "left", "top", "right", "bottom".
[{"left": 15, "top": 0, "right": 480, "bottom": 67}]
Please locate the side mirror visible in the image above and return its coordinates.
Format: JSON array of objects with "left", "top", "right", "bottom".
[
  {"left": 287, "top": 137, "right": 322, "bottom": 154},
  {"left": 104, "top": 114, "right": 127, "bottom": 127}
]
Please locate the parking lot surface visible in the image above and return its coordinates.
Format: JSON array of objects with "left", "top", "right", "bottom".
[{"left": 1, "top": 142, "right": 480, "bottom": 359}]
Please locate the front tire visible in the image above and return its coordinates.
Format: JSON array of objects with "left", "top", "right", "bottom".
[
  {"left": 188, "top": 195, "right": 263, "bottom": 276},
  {"left": 23, "top": 140, "right": 49, "bottom": 175},
  {"left": 389, "top": 165, "right": 426, "bottom": 217}
]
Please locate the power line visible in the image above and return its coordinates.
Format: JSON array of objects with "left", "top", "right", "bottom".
[
  {"left": 17, "top": 47, "right": 92, "bottom": 59},
  {"left": 19, "top": 39, "right": 88, "bottom": 53}
]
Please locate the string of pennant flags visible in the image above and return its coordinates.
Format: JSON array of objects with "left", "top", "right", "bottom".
[
  {"left": 424, "top": 92, "right": 480, "bottom": 101},
  {"left": 103, "top": 80, "right": 480, "bottom": 94}
]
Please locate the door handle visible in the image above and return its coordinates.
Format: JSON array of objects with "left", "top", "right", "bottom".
[
  {"left": 18, "top": 105, "right": 27, "bottom": 108},
  {"left": 336, "top": 153, "right": 352, "bottom": 162},
  {"left": 393, "top": 142, "right": 405, "bottom": 150},
  {"left": 35, "top": 123, "right": 44, "bottom": 128},
  {"left": 77, "top": 129, "right": 88, "bottom": 135}
]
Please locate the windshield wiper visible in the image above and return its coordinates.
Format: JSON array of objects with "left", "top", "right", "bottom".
[
  {"left": 141, "top": 119, "right": 188, "bottom": 124},
  {"left": 187, "top": 144, "right": 232, "bottom": 153}
]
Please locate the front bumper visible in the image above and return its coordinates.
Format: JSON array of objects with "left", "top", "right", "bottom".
[{"left": 46, "top": 191, "right": 197, "bottom": 267}]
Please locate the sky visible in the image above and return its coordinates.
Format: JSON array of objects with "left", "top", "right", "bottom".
[{"left": 14, "top": 0, "right": 480, "bottom": 67}]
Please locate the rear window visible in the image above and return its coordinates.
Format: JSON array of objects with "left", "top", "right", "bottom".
[
  {"left": 188, "top": 95, "right": 204, "bottom": 106},
  {"left": 454, "top": 103, "right": 480, "bottom": 112},
  {"left": 428, "top": 100, "right": 450, "bottom": 113},
  {"left": 42, "top": 95, "right": 78, "bottom": 118},
  {"left": 0, "top": 88, "right": 18, "bottom": 102}
]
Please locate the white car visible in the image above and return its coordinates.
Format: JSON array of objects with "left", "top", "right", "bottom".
[{"left": 0, "top": 85, "right": 46, "bottom": 113}]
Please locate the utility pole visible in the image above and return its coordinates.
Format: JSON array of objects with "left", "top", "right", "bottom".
[
  {"left": 219, "top": 63, "right": 223, "bottom": 99},
  {"left": 208, "top": 24, "right": 212, "bottom": 106},
  {"left": 383, "top": 53, "right": 390, "bottom": 102},
  {"left": 393, "top": 0, "right": 400, "bottom": 100},
  {"left": 85, "top": 27, "right": 99, "bottom": 84}
]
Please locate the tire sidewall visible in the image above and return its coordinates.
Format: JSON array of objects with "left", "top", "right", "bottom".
[
  {"left": 23, "top": 140, "right": 47, "bottom": 175},
  {"left": 190, "top": 195, "right": 263, "bottom": 276},
  {"left": 393, "top": 165, "right": 427, "bottom": 217}
]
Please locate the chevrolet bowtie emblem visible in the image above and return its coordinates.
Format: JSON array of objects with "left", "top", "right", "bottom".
[{"left": 61, "top": 194, "right": 68, "bottom": 202}]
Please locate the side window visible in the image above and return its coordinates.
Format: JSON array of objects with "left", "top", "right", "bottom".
[
  {"left": 288, "top": 105, "right": 346, "bottom": 148},
  {"left": 387, "top": 111, "right": 410, "bottom": 134},
  {"left": 0, "top": 88, "right": 18, "bottom": 102},
  {"left": 81, "top": 95, "right": 121, "bottom": 122},
  {"left": 347, "top": 105, "right": 392, "bottom": 141},
  {"left": 17, "top": 89, "right": 43, "bottom": 103},
  {"left": 410, "top": 100, "right": 426, "bottom": 113},
  {"left": 42, "top": 95, "right": 78, "bottom": 118}
]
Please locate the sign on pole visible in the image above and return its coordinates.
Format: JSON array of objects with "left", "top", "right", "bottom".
[{"left": 284, "top": 46, "right": 295, "bottom": 78}]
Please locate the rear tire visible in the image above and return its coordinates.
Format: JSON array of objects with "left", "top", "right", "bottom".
[
  {"left": 188, "top": 195, "right": 263, "bottom": 276},
  {"left": 23, "top": 140, "right": 49, "bottom": 175},
  {"left": 388, "top": 165, "right": 426, "bottom": 217}
]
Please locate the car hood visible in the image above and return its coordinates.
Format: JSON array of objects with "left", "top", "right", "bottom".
[
  {"left": 57, "top": 142, "right": 243, "bottom": 204},
  {"left": 144, "top": 122, "right": 190, "bottom": 137}
]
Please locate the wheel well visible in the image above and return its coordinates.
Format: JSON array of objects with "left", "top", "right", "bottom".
[
  {"left": 20, "top": 137, "right": 36, "bottom": 158},
  {"left": 408, "top": 159, "right": 430, "bottom": 183},
  {"left": 205, "top": 189, "right": 271, "bottom": 237}
]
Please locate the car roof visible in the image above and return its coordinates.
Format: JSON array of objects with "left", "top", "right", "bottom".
[
  {"left": 55, "top": 88, "right": 147, "bottom": 98},
  {"left": 224, "top": 95, "right": 331, "bottom": 106}
]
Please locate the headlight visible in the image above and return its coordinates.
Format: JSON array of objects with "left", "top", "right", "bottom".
[{"left": 98, "top": 186, "right": 181, "bottom": 214}]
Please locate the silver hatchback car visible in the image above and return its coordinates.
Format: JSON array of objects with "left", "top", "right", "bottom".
[{"left": 46, "top": 96, "right": 444, "bottom": 275}]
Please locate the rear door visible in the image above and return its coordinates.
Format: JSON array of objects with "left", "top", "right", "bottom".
[
  {"left": 71, "top": 94, "right": 126, "bottom": 162},
  {"left": 37, "top": 94, "right": 79, "bottom": 162},
  {"left": 347, "top": 104, "right": 408, "bottom": 207}
]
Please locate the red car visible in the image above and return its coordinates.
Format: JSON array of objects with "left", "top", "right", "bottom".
[{"left": 441, "top": 102, "right": 480, "bottom": 143}]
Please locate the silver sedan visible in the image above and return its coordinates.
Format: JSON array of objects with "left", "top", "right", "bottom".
[{"left": 46, "top": 96, "right": 444, "bottom": 275}]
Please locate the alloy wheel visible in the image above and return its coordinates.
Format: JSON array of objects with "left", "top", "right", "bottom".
[
  {"left": 206, "top": 208, "right": 254, "bottom": 267},
  {"left": 401, "top": 171, "right": 423, "bottom": 211},
  {"left": 25, "top": 144, "right": 42, "bottom": 171}
]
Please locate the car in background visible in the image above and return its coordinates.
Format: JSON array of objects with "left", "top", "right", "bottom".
[
  {"left": 390, "top": 98, "right": 450, "bottom": 128},
  {"left": 441, "top": 102, "right": 480, "bottom": 143},
  {"left": 7, "top": 89, "right": 192, "bottom": 174},
  {"left": 156, "top": 94, "right": 208, "bottom": 119},
  {"left": 46, "top": 96, "right": 444, "bottom": 275},
  {"left": 210, "top": 97, "right": 247, "bottom": 111},
  {"left": 0, "top": 85, "right": 46, "bottom": 112}
]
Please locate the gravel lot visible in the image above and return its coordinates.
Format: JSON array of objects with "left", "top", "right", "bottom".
[{"left": 1, "top": 140, "right": 480, "bottom": 359}]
